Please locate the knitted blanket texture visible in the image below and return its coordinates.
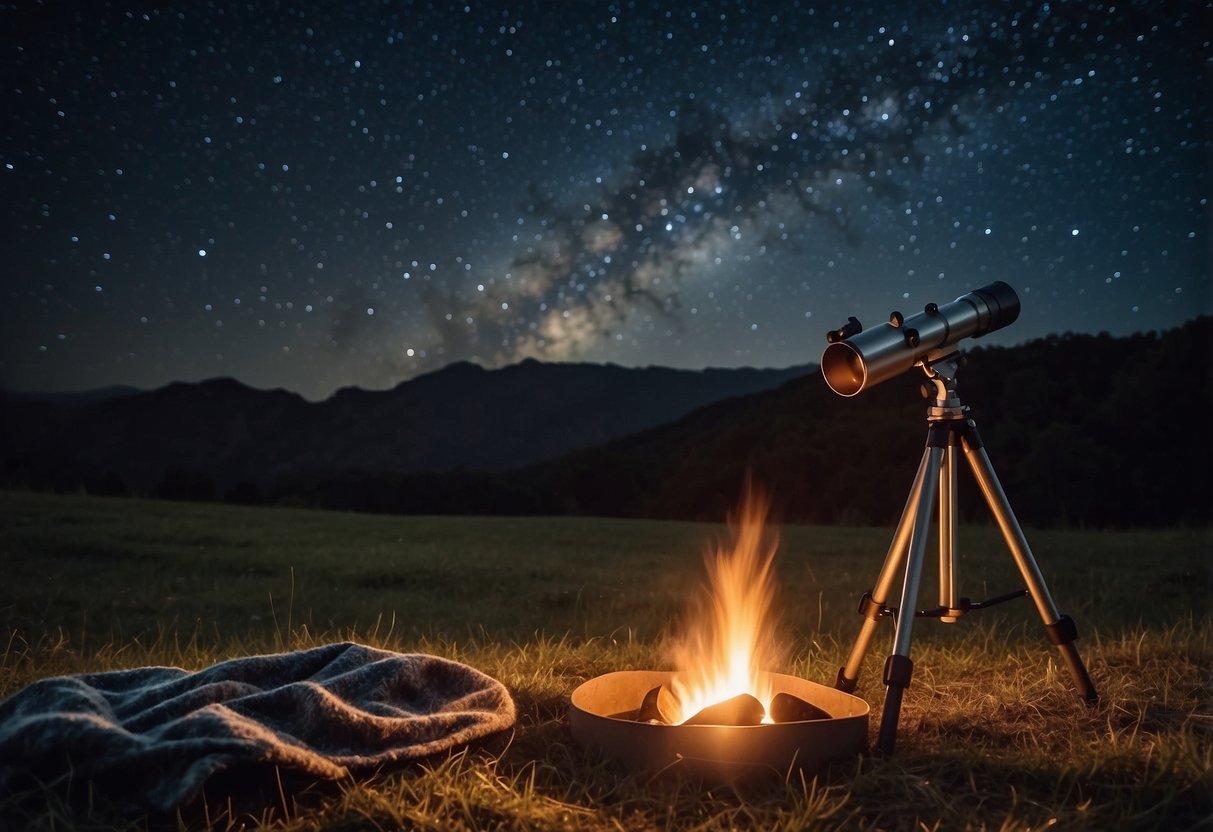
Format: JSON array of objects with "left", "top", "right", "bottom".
[{"left": 0, "top": 642, "right": 516, "bottom": 810}]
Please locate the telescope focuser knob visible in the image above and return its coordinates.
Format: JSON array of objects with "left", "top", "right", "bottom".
[
  {"left": 890, "top": 310, "right": 904, "bottom": 327},
  {"left": 826, "top": 316, "right": 863, "bottom": 343},
  {"left": 924, "top": 302, "right": 939, "bottom": 315},
  {"left": 903, "top": 327, "right": 921, "bottom": 348}
]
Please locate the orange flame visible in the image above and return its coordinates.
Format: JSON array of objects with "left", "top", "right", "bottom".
[{"left": 666, "top": 483, "right": 784, "bottom": 724}]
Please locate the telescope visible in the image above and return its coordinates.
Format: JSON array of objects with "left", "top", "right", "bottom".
[
  {"left": 821, "top": 279, "right": 1097, "bottom": 755},
  {"left": 821, "top": 281, "right": 1020, "bottom": 396}
]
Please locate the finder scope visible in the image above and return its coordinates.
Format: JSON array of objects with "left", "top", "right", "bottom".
[{"left": 821, "top": 281, "right": 1020, "bottom": 396}]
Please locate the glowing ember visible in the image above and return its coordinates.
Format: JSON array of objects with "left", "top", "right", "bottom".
[{"left": 665, "top": 483, "right": 785, "bottom": 725}]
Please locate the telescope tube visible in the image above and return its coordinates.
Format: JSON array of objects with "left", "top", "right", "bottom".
[{"left": 821, "top": 281, "right": 1020, "bottom": 396}]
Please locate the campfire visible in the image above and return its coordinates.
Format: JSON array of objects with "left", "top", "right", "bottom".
[
  {"left": 666, "top": 485, "right": 783, "bottom": 724},
  {"left": 621, "top": 485, "right": 827, "bottom": 727},
  {"left": 569, "top": 483, "right": 869, "bottom": 774}
]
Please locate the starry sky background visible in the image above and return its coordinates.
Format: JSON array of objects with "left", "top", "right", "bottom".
[{"left": 4, "top": 1, "right": 1210, "bottom": 400}]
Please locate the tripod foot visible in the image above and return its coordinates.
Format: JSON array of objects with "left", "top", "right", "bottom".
[
  {"left": 835, "top": 666, "right": 858, "bottom": 693},
  {"left": 1044, "top": 614, "right": 1099, "bottom": 703},
  {"left": 877, "top": 655, "right": 914, "bottom": 755}
]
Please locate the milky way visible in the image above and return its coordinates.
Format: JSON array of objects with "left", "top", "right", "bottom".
[{"left": 3, "top": 1, "right": 1210, "bottom": 399}]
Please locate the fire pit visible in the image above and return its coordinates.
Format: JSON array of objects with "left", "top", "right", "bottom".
[
  {"left": 570, "top": 669, "right": 868, "bottom": 776},
  {"left": 568, "top": 483, "right": 870, "bottom": 775}
]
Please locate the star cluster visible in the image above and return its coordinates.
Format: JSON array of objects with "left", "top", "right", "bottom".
[{"left": 3, "top": 1, "right": 1210, "bottom": 398}]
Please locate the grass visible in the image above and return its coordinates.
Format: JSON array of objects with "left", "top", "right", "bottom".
[{"left": 1, "top": 489, "right": 1210, "bottom": 830}]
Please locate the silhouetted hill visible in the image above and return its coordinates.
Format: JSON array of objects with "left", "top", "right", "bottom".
[
  {"left": 2, "top": 378, "right": 312, "bottom": 499},
  {"left": 511, "top": 317, "right": 1213, "bottom": 527},
  {"left": 0, "top": 360, "right": 810, "bottom": 498},
  {"left": 5, "top": 320, "right": 1210, "bottom": 527},
  {"left": 260, "top": 318, "right": 1213, "bottom": 528},
  {"left": 305, "top": 359, "right": 811, "bottom": 473},
  {"left": 9, "top": 385, "right": 141, "bottom": 406}
]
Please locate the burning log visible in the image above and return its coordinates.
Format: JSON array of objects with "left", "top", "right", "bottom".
[
  {"left": 635, "top": 685, "right": 674, "bottom": 725},
  {"left": 633, "top": 688, "right": 832, "bottom": 725},
  {"left": 769, "top": 691, "right": 832, "bottom": 723},
  {"left": 683, "top": 693, "right": 765, "bottom": 726}
]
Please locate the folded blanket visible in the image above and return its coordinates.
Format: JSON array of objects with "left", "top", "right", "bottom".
[{"left": 0, "top": 642, "right": 515, "bottom": 811}]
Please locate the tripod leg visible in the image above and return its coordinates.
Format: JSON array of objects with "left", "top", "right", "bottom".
[
  {"left": 962, "top": 429, "right": 1098, "bottom": 703},
  {"left": 836, "top": 446, "right": 933, "bottom": 693},
  {"left": 939, "top": 436, "right": 961, "bottom": 621},
  {"left": 878, "top": 444, "right": 944, "bottom": 755}
]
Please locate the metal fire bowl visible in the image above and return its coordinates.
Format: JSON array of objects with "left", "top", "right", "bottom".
[{"left": 569, "top": 670, "right": 869, "bottom": 778}]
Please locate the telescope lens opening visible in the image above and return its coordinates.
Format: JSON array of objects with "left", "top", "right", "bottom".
[{"left": 821, "top": 343, "right": 866, "bottom": 397}]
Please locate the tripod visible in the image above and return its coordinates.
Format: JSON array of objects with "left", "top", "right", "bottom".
[{"left": 835, "top": 354, "right": 1098, "bottom": 755}]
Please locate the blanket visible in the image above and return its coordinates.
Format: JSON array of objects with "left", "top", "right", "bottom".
[{"left": 0, "top": 642, "right": 515, "bottom": 811}]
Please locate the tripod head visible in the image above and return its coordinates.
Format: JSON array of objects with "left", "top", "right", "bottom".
[{"left": 919, "top": 354, "right": 968, "bottom": 422}]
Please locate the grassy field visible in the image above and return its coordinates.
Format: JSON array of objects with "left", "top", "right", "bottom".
[{"left": 1, "top": 489, "right": 1210, "bottom": 830}]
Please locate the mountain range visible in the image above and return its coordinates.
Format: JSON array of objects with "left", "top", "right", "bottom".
[
  {"left": 3, "top": 317, "right": 1211, "bottom": 527},
  {"left": 1, "top": 359, "right": 809, "bottom": 494}
]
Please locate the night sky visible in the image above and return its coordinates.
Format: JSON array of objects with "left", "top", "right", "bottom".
[{"left": 4, "top": 1, "right": 1210, "bottom": 400}]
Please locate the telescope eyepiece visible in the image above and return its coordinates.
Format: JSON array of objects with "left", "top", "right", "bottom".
[{"left": 967, "top": 280, "right": 1020, "bottom": 336}]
